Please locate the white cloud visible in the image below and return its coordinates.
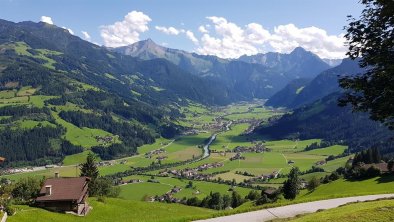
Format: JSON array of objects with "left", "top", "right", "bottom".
[
  {"left": 40, "top": 16, "right": 53, "bottom": 25},
  {"left": 155, "top": 26, "right": 184, "bottom": 35},
  {"left": 186, "top": 30, "right": 198, "bottom": 44},
  {"left": 100, "top": 11, "right": 151, "bottom": 47},
  {"left": 62, "top": 27, "right": 74, "bottom": 35},
  {"left": 198, "top": 25, "right": 208, "bottom": 33},
  {"left": 269, "top": 24, "right": 346, "bottom": 59},
  {"left": 81, "top": 31, "right": 91, "bottom": 41},
  {"left": 191, "top": 16, "right": 346, "bottom": 59}
]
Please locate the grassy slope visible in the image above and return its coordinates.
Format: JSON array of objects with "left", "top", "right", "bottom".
[
  {"left": 280, "top": 199, "right": 394, "bottom": 222},
  {"left": 119, "top": 175, "right": 254, "bottom": 201},
  {"left": 8, "top": 198, "right": 214, "bottom": 222}
]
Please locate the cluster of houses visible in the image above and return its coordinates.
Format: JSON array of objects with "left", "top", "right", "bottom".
[
  {"left": 158, "top": 162, "right": 224, "bottom": 180},
  {"left": 230, "top": 152, "right": 245, "bottom": 161},
  {"left": 233, "top": 143, "right": 266, "bottom": 153},
  {"left": 153, "top": 186, "right": 183, "bottom": 203},
  {"left": 96, "top": 160, "right": 115, "bottom": 167},
  {"left": 144, "top": 148, "right": 166, "bottom": 159},
  {"left": 201, "top": 120, "right": 231, "bottom": 132},
  {"left": 95, "top": 135, "right": 115, "bottom": 144},
  {"left": 245, "top": 171, "right": 280, "bottom": 183},
  {"left": 118, "top": 178, "right": 143, "bottom": 185}
]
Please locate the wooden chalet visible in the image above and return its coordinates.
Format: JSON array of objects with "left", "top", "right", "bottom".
[{"left": 35, "top": 175, "right": 90, "bottom": 216}]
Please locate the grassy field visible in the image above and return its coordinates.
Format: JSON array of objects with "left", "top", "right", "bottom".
[
  {"left": 278, "top": 199, "right": 394, "bottom": 222},
  {"left": 8, "top": 198, "right": 214, "bottom": 222},
  {"left": 302, "top": 145, "right": 347, "bottom": 156},
  {"left": 297, "top": 175, "right": 394, "bottom": 201},
  {"left": 264, "top": 139, "right": 322, "bottom": 153},
  {"left": 119, "top": 175, "right": 254, "bottom": 201}
]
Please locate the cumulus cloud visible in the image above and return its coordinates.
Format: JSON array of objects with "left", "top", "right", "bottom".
[
  {"left": 186, "top": 30, "right": 198, "bottom": 44},
  {"left": 40, "top": 16, "right": 53, "bottom": 25},
  {"left": 155, "top": 26, "right": 184, "bottom": 35},
  {"left": 198, "top": 25, "right": 208, "bottom": 33},
  {"left": 81, "top": 31, "right": 91, "bottom": 41},
  {"left": 192, "top": 16, "right": 346, "bottom": 59},
  {"left": 269, "top": 24, "right": 346, "bottom": 59},
  {"left": 100, "top": 11, "right": 151, "bottom": 47}
]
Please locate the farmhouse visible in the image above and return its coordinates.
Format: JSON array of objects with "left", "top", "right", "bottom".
[{"left": 35, "top": 176, "right": 90, "bottom": 216}]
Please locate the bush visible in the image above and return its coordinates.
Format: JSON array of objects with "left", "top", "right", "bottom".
[
  {"left": 307, "top": 177, "right": 320, "bottom": 191},
  {"left": 246, "top": 190, "right": 261, "bottom": 201},
  {"left": 5, "top": 205, "right": 16, "bottom": 216}
]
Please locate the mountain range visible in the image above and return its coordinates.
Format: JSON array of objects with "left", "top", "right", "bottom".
[{"left": 112, "top": 39, "right": 331, "bottom": 100}]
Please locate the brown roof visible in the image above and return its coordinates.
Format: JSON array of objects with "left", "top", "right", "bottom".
[
  {"left": 36, "top": 177, "right": 89, "bottom": 202},
  {"left": 362, "top": 163, "right": 389, "bottom": 172},
  {"left": 263, "top": 188, "right": 277, "bottom": 195}
]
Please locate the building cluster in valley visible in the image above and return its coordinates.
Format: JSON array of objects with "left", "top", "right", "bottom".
[
  {"left": 144, "top": 148, "right": 167, "bottom": 161},
  {"left": 158, "top": 162, "right": 224, "bottom": 180}
]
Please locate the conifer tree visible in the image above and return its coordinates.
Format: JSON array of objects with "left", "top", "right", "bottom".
[{"left": 283, "top": 167, "right": 300, "bottom": 200}]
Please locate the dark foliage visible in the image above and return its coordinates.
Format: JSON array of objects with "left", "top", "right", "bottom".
[
  {"left": 339, "top": 0, "right": 394, "bottom": 129},
  {"left": 283, "top": 167, "right": 300, "bottom": 200},
  {"left": 257, "top": 93, "right": 394, "bottom": 156}
]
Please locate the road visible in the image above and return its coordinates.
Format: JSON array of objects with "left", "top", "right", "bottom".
[{"left": 194, "top": 194, "right": 394, "bottom": 222}]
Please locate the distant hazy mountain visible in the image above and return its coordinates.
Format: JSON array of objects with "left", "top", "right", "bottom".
[
  {"left": 266, "top": 59, "right": 363, "bottom": 108},
  {"left": 113, "top": 40, "right": 331, "bottom": 99},
  {"left": 238, "top": 47, "right": 330, "bottom": 79},
  {"left": 322, "top": 58, "right": 343, "bottom": 67},
  {"left": 265, "top": 78, "right": 311, "bottom": 108}
]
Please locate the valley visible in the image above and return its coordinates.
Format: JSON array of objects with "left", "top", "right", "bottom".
[
  {"left": 1, "top": 98, "right": 371, "bottom": 222},
  {"left": 0, "top": 2, "right": 393, "bottom": 220}
]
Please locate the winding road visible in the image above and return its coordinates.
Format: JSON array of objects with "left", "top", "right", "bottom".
[{"left": 194, "top": 194, "right": 394, "bottom": 222}]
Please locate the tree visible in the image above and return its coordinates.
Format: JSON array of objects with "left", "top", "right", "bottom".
[
  {"left": 339, "top": 0, "right": 394, "bottom": 129},
  {"left": 89, "top": 178, "right": 120, "bottom": 197},
  {"left": 11, "top": 177, "right": 42, "bottom": 202},
  {"left": 80, "top": 153, "right": 99, "bottom": 180},
  {"left": 307, "top": 177, "right": 320, "bottom": 191},
  {"left": 231, "top": 191, "right": 244, "bottom": 208},
  {"left": 388, "top": 159, "right": 394, "bottom": 172},
  {"left": 283, "top": 167, "right": 300, "bottom": 200}
]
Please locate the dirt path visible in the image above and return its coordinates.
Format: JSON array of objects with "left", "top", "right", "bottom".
[{"left": 193, "top": 194, "right": 394, "bottom": 222}]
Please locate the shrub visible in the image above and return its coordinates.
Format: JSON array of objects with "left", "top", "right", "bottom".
[
  {"left": 5, "top": 205, "right": 16, "bottom": 216},
  {"left": 307, "top": 177, "right": 320, "bottom": 191}
]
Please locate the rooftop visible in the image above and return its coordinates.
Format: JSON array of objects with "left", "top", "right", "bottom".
[{"left": 36, "top": 177, "right": 90, "bottom": 202}]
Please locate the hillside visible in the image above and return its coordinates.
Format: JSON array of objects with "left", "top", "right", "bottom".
[
  {"left": 0, "top": 19, "right": 239, "bottom": 166},
  {"left": 265, "top": 78, "right": 311, "bottom": 108},
  {"left": 266, "top": 59, "right": 363, "bottom": 108},
  {"left": 258, "top": 93, "right": 394, "bottom": 155}
]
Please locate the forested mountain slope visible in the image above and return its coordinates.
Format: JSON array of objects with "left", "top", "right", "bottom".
[
  {"left": 266, "top": 59, "right": 363, "bottom": 108},
  {"left": 258, "top": 93, "right": 394, "bottom": 155},
  {"left": 0, "top": 19, "right": 235, "bottom": 166}
]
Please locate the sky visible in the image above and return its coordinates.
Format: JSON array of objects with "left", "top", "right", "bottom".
[{"left": 0, "top": 0, "right": 364, "bottom": 59}]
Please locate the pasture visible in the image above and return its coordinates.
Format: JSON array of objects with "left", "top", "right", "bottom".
[{"left": 8, "top": 198, "right": 214, "bottom": 222}]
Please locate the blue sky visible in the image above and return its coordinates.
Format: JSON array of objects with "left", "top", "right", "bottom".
[{"left": 0, "top": 0, "right": 363, "bottom": 59}]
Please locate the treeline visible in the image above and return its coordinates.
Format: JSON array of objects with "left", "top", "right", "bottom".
[
  {"left": 352, "top": 147, "right": 382, "bottom": 166},
  {"left": 184, "top": 191, "right": 244, "bottom": 210},
  {"left": 58, "top": 110, "right": 155, "bottom": 160},
  {"left": 304, "top": 141, "right": 339, "bottom": 151}
]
